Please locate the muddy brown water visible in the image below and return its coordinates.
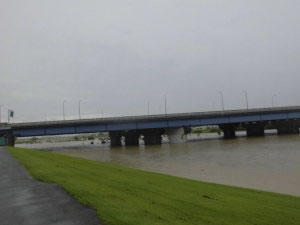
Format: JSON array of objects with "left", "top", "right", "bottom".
[{"left": 17, "top": 132, "right": 300, "bottom": 196}]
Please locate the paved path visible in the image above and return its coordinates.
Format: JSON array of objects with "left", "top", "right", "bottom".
[{"left": 0, "top": 147, "right": 103, "bottom": 225}]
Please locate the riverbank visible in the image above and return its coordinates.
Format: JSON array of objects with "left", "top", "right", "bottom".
[{"left": 8, "top": 146, "right": 300, "bottom": 225}]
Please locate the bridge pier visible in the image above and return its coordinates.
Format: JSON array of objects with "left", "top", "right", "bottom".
[
  {"left": 244, "top": 122, "right": 265, "bottom": 137},
  {"left": 219, "top": 124, "right": 237, "bottom": 139},
  {"left": 109, "top": 131, "right": 122, "bottom": 147},
  {"left": 142, "top": 129, "right": 163, "bottom": 145},
  {"left": 274, "top": 120, "right": 300, "bottom": 135},
  {"left": 0, "top": 134, "right": 15, "bottom": 146},
  {"left": 123, "top": 131, "right": 140, "bottom": 146},
  {"left": 165, "top": 128, "right": 187, "bottom": 144},
  {"left": 8, "top": 135, "right": 16, "bottom": 147},
  {"left": 0, "top": 135, "right": 7, "bottom": 146}
]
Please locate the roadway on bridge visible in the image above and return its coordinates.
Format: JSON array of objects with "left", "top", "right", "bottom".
[{"left": 0, "top": 147, "right": 102, "bottom": 225}]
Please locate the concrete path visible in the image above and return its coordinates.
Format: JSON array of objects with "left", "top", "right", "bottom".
[{"left": 0, "top": 147, "right": 103, "bottom": 225}]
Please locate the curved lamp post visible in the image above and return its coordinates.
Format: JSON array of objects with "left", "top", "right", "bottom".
[
  {"left": 0, "top": 105, "right": 3, "bottom": 123},
  {"left": 218, "top": 91, "right": 225, "bottom": 111},
  {"left": 243, "top": 91, "right": 249, "bottom": 110},
  {"left": 272, "top": 94, "right": 277, "bottom": 107},
  {"left": 63, "top": 100, "right": 66, "bottom": 120},
  {"left": 79, "top": 100, "right": 82, "bottom": 120}
]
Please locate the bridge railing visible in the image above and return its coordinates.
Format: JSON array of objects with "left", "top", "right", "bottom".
[{"left": 7, "top": 106, "right": 300, "bottom": 129}]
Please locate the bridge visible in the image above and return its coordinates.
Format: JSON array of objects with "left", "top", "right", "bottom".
[{"left": 1, "top": 106, "right": 300, "bottom": 146}]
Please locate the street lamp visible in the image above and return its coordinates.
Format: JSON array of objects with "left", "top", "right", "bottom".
[
  {"left": 218, "top": 91, "right": 225, "bottom": 111},
  {"left": 243, "top": 91, "right": 249, "bottom": 110},
  {"left": 147, "top": 101, "right": 150, "bottom": 115},
  {"left": 63, "top": 100, "right": 66, "bottom": 120},
  {"left": 0, "top": 105, "right": 3, "bottom": 123},
  {"left": 79, "top": 100, "right": 82, "bottom": 120},
  {"left": 164, "top": 95, "right": 167, "bottom": 114},
  {"left": 272, "top": 94, "right": 277, "bottom": 107}
]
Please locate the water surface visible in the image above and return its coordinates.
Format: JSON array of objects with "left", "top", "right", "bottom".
[{"left": 18, "top": 133, "right": 300, "bottom": 196}]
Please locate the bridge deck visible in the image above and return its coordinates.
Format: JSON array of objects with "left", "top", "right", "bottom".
[
  {"left": 8, "top": 106, "right": 300, "bottom": 128},
  {"left": 1, "top": 106, "right": 300, "bottom": 137}
]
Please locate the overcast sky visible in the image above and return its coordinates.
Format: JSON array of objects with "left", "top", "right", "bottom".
[{"left": 1, "top": 0, "right": 300, "bottom": 122}]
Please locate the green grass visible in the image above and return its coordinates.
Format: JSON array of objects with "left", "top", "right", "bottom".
[{"left": 7, "top": 147, "right": 300, "bottom": 225}]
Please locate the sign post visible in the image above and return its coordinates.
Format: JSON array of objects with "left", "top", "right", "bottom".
[{"left": 8, "top": 110, "right": 14, "bottom": 123}]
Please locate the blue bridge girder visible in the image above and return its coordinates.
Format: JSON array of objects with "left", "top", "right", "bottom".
[{"left": 2, "top": 106, "right": 300, "bottom": 137}]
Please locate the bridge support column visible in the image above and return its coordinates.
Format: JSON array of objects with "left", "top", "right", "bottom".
[
  {"left": 0, "top": 134, "right": 16, "bottom": 147},
  {"left": 0, "top": 133, "right": 15, "bottom": 147},
  {"left": 274, "top": 120, "right": 300, "bottom": 135},
  {"left": 244, "top": 122, "right": 265, "bottom": 137},
  {"left": 142, "top": 129, "right": 164, "bottom": 145},
  {"left": 219, "top": 124, "right": 237, "bottom": 139},
  {"left": 8, "top": 135, "right": 16, "bottom": 147},
  {"left": 0, "top": 135, "right": 7, "bottom": 146},
  {"left": 109, "top": 131, "right": 122, "bottom": 147},
  {"left": 165, "top": 128, "right": 187, "bottom": 144},
  {"left": 123, "top": 131, "right": 140, "bottom": 146}
]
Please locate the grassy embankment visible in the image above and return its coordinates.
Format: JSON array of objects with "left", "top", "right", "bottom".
[{"left": 8, "top": 147, "right": 300, "bottom": 225}]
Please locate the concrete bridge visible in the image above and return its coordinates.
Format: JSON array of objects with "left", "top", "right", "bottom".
[{"left": 1, "top": 106, "right": 300, "bottom": 146}]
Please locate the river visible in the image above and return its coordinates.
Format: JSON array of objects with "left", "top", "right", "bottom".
[{"left": 17, "top": 131, "right": 300, "bottom": 196}]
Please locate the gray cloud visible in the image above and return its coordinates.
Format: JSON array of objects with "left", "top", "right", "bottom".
[{"left": 1, "top": 0, "right": 299, "bottom": 121}]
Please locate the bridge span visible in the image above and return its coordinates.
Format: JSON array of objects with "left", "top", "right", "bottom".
[{"left": 1, "top": 106, "right": 300, "bottom": 146}]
